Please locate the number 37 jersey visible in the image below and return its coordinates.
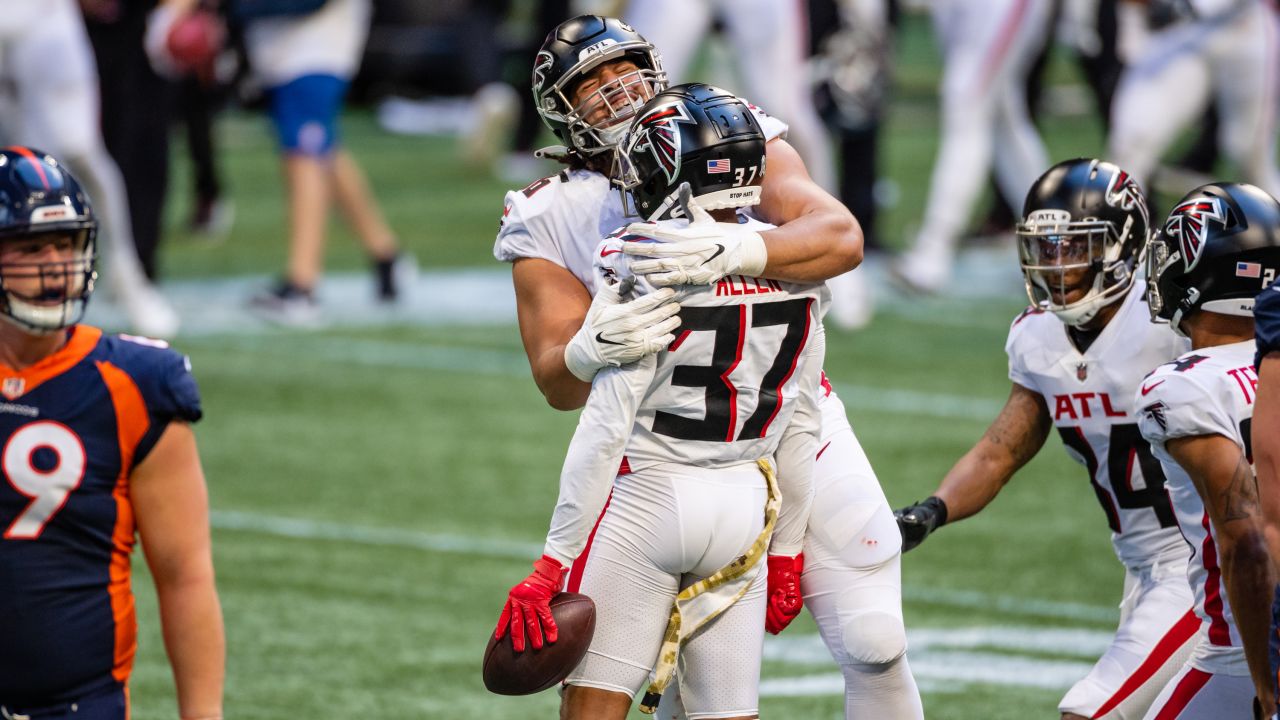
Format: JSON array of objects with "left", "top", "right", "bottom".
[
  {"left": 0, "top": 326, "right": 202, "bottom": 705},
  {"left": 1006, "top": 284, "right": 1190, "bottom": 568},
  {"left": 596, "top": 221, "right": 830, "bottom": 472}
]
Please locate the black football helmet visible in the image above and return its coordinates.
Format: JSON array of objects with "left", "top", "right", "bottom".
[
  {"left": 533, "top": 15, "right": 667, "bottom": 157},
  {"left": 1016, "top": 158, "right": 1149, "bottom": 327},
  {"left": 1147, "top": 182, "right": 1280, "bottom": 331},
  {"left": 0, "top": 147, "right": 98, "bottom": 334},
  {"left": 616, "top": 83, "right": 766, "bottom": 221}
]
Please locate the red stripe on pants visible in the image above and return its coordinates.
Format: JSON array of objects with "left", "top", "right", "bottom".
[
  {"left": 1152, "top": 668, "right": 1212, "bottom": 720},
  {"left": 567, "top": 490, "right": 613, "bottom": 593},
  {"left": 1091, "top": 609, "right": 1199, "bottom": 718}
]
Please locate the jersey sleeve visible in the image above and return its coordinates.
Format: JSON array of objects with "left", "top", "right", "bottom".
[
  {"left": 1255, "top": 281, "right": 1280, "bottom": 368},
  {"left": 493, "top": 175, "right": 566, "bottom": 265},
  {"left": 770, "top": 324, "right": 824, "bottom": 556},
  {"left": 112, "top": 337, "right": 203, "bottom": 465},
  {"left": 748, "top": 103, "right": 789, "bottom": 142},
  {"left": 1005, "top": 307, "right": 1041, "bottom": 391},
  {"left": 542, "top": 354, "right": 657, "bottom": 566},
  {"left": 1135, "top": 365, "right": 1234, "bottom": 450}
]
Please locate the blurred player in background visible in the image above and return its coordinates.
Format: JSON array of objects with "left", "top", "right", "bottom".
[
  {"left": 896, "top": 159, "right": 1197, "bottom": 720},
  {"left": 240, "top": 0, "right": 407, "bottom": 325},
  {"left": 0, "top": 0, "right": 180, "bottom": 338},
  {"left": 496, "top": 15, "right": 921, "bottom": 718},
  {"left": 1138, "top": 182, "right": 1280, "bottom": 717},
  {"left": 624, "top": 0, "right": 835, "bottom": 192},
  {"left": 890, "top": 0, "right": 1053, "bottom": 295},
  {"left": 625, "top": 0, "right": 881, "bottom": 329},
  {"left": 809, "top": 0, "right": 896, "bottom": 329},
  {"left": 0, "top": 148, "right": 223, "bottom": 720},
  {"left": 497, "top": 85, "right": 823, "bottom": 719},
  {"left": 1108, "top": 0, "right": 1280, "bottom": 201},
  {"left": 1250, "top": 278, "right": 1280, "bottom": 720}
]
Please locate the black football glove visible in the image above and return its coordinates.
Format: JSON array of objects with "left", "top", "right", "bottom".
[{"left": 894, "top": 496, "right": 948, "bottom": 552}]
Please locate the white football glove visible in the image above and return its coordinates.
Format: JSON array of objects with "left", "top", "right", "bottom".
[
  {"left": 621, "top": 200, "right": 768, "bottom": 287},
  {"left": 563, "top": 283, "right": 681, "bottom": 382}
]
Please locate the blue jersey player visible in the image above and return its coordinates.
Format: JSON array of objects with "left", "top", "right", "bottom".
[
  {"left": 1254, "top": 278, "right": 1280, "bottom": 719},
  {"left": 0, "top": 147, "right": 224, "bottom": 720}
]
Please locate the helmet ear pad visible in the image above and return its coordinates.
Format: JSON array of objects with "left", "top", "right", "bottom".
[{"left": 619, "top": 83, "right": 767, "bottom": 221}]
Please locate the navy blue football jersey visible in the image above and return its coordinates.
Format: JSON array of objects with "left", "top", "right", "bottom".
[
  {"left": 0, "top": 326, "right": 202, "bottom": 705},
  {"left": 1257, "top": 280, "right": 1280, "bottom": 369}
]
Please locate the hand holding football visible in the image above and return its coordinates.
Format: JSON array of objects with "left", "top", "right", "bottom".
[{"left": 482, "top": 592, "right": 596, "bottom": 695}]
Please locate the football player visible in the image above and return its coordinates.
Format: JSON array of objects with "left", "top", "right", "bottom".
[
  {"left": 889, "top": 0, "right": 1053, "bottom": 294},
  {"left": 1108, "top": 0, "right": 1280, "bottom": 202},
  {"left": 896, "top": 158, "right": 1199, "bottom": 720},
  {"left": 494, "top": 15, "right": 922, "bottom": 718},
  {"left": 497, "top": 84, "right": 822, "bottom": 720},
  {"left": 1250, "top": 277, "right": 1280, "bottom": 720},
  {"left": 1136, "top": 182, "right": 1280, "bottom": 718},
  {"left": 0, "top": 148, "right": 224, "bottom": 720}
]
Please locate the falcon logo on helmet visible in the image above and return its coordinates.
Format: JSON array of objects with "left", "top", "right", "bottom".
[
  {"left": 1105, "top": 169, "right": 1148, "bottom": 233},
  {"left": 532, "top": 51, "right": 555, "bottom": 102},
  {"left": 633, "top": 103, "right": 694, "bottom": 185},
  {"left": 1165, "top": 197, "right": 1229, "bottom": 272}
]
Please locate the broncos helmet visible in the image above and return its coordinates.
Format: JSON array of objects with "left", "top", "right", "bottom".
[
  {"left": 532, "top": 15, "right": 667, "bottom": 157},
  {"left": 1146, "top": 182, "right": 1280, "bottom": 332},
  {"left": 616, "top": 83, "right": 766, "bottom": 221},
  {"left": 1016, "top": 158, "right": 1149, "bottom": 327},
  {"left": 0, "top": 147, "right": 98, "bottom": 334}
]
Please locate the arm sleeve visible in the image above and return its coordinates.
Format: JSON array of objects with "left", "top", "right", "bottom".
[
  {"left": 1136, "top": 369, "right": 1234, "bottom": 450},
  {"left": 749, "top": 104, "right": 789, "bottom": 142},
  {"left": 769, "top": 324, "right": 825, "bottom": 556},
  {"left": 493, "top": 184, "right": 568, "bottom": 266},
  {"left": 542, "top": 355, "right": 657, "bottom": 567},
  {"left": 1005, "top": 309, "right": 1038, "bottom": 390}
]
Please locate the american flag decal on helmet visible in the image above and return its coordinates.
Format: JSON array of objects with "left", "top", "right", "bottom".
[
  {"left": 1165, "top": 196, "right": 1228, "bottom": 272},
  {"left": 635, "top": 102, "right": 694, "bottom": 185}
]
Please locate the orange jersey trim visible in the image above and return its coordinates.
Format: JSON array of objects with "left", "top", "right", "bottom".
[
  {"left": 95, "top": 359, "right": 150, "bottom": 684},
  {"left": 0, "top": 325, "right": 102, "bottom": 398}
]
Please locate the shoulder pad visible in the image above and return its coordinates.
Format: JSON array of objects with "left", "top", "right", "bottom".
[{"left": 104, "top": 334, "right": 203, "bottom": 424}]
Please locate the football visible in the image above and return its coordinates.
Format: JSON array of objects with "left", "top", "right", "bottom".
[
  {"left": 166, "top": 9, "right": 225, "bottom": 76},
  {"left": 482, "top": 592, "right": 596, "bottom": 695}
]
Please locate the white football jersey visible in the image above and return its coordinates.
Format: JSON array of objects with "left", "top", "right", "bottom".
[
  {"left": 1136, "top": 340, "right": 1257, "bottom": 671},
  {"left": 543, "top": 218, "right": 828, "bottom": 565},
  {"left": 1006, "top": 284, "right": 1191, "bottom": 568},
  {"left": 493, "top": 106, "right": 789, "bottom": 291}
]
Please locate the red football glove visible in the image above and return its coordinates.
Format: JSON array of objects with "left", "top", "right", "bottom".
[
  {"left": 495, "top": 555, "right": 567, "bottom": 652},
  {"left": 765, "top": 553, "right": 805, "bottom": 635}
]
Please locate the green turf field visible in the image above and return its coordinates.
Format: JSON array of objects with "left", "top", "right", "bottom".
[{"left": 117, "top": 12, "right": 1208, "bottom": 719}]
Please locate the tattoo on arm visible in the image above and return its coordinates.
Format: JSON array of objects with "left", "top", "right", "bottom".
[
  {"left": 984, "top": 390, "right": 1049, "bottom": 467},
  {"left": 1221, "top": 455, "right": 1261, "bottom": 523}
]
